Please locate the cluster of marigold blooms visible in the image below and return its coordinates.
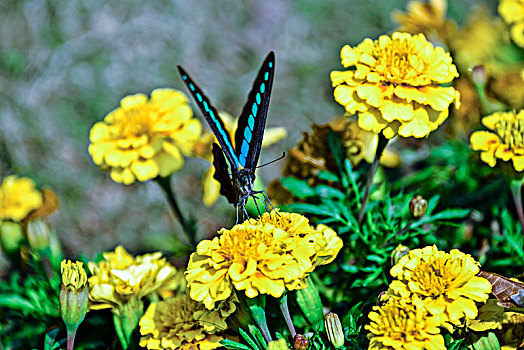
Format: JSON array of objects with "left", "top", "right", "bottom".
[
  {"left": 366, "top": 245, "right": 492, "bottom": 350},
  {"left": 3, "top": 0, "right": 524, "bottom": 349},
  {"left": 57, "top": 211, "right": 342, "bottom": 350}
]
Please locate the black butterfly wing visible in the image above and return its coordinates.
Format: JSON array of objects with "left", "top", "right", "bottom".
[
  {"left": 211, "top": 142, "right": 236, "bottom": 204},
  {"left": 178, "top": 66, "right": 241, "bottom": 170},
  {"left": 234, "top": 51, "right": 275, "bottom": 170}
]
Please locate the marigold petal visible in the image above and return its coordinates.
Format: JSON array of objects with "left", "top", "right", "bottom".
[
  {"left": 121, "top": 93, "right": 148, "bottom": 109},
  {"left": 340, "top": 45, "right": 359, "bottom": 67},
  {"left": 397, "top": 107, "right": 432, "bottom": 138},
  {"left": 470, "top": 131, "right": 499, "bottom": 151},
  {"left": 356, "top": 84, "right": 383, "bottom": 108},
  {"left": 110, "top": 168, "right": 135, "bottom": 185},
  {"left": 420, "top": 86, "right": 457, "bottom": 111},
  {"left": 330, "top": 70, "right": 356, "bottom": 87},
  {"left": 202, "top": 167, "right": 221, "bottom": 207},
  {"left": 514, "top": 155, "right": 524, "bottom": 171},
  {"left": 358, "top": 109, "right": 388, "bottom": 133},
  {"left": 495, "top": 145, "right": 514, "bottom": 161},
  {"left": 150, "top": 88, "right": 188, "bottom": 111},
  {"left": 131, "top": 159, "right": 159, "bottom": 182},
  {"left": 379, "top": 98, "right": 415, "bottom": 122}
]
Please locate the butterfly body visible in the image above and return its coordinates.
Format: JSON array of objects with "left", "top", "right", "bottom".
[{"left": 178, "top": 52, "right": 275, "bottom": 217}]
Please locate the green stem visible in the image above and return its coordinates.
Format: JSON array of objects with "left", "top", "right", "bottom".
[
  {"left": 113, "top": 299, "right": 144, "bottom": 350},
  {"left": 510, "top": 179, "right": 524, "bottom": 234},
  {"left": 279, "top": 293, "right": 296, "bottom": 338},
  {"left": 358, "top": 135, "right": 389, "bottom": 226},
  {"left": 155, "top": 176, "right": 196, "bottom": 245},
  {"left": 381, "top": 219, "right": 413, "bottom": 248},
  {"left": 65, "top": 325, "right": 77, "bottom": 350}
]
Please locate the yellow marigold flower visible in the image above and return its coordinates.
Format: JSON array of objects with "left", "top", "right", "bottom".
[
  {"left": 186, "top": 211, "right": 342, "bottom": 309},
  {"left": 366, "top": 297, "right": 446, "bottom": 350},
  {"left": 389, "top": 245, "right": 492, "bottom": 324},
  {"left": 88, "top": 89, "right": 201, "bottom": 185},
  {"left": 450, "top": 7, "right": 506, "bottom": 72},
  {"left": 331, "top": 32, "right": 460, "bottom": 139},
  {"left": 499, "top": 0, "right": 524, "bottom": 47},
  {"left": 193, "top": 112, "right": 286, "bottom": 207},
  {"left": 139, "top": 293, "right": 236, "bottom": 350},
  {"left": 470, "top": 110, "right": 524, "bottom": 171},
  {"left": 392, "top": 0, "right": 456, "bottom": 43},
  {"left": 88, "top": 245, "right": 179, "bottom": 310},
  {"left": 0, "top": 175, "right": 43, "bottom": 223}
]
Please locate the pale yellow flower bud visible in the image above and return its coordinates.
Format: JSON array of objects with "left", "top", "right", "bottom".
[
  {"left": 26, "top": 220, "right": 50, "bottom": 251},
  {"left": 409, "top": 195, "right": 427, "bottom": 218},
  {"left": 325, "top": 312, "right": 344, "bottom": 348},
  {"left": 60, "top": 260, "right": 89, "bottom": 350}
]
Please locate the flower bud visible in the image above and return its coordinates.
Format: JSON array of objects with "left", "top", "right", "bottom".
[
  {"left": 293, "top": 334, "right": 309, "bottom": 350},
  {"left": 0, "top": 221, "right": 24, "bottom": 254},
  {"left": 470, "top": 65, "right": 487, "bottom": 86},
  {"left": 60, "top": 260, "right": 89, "bottom": 330},
  {"left": 267, "top": 338, "right": 289, "bottom": 350},
  {"left": 325, "top": 312, "right": 344, "bottom": 348},
  {"left": 391, "top": 244, "right": 410, "bottom": 266},
  {"left": 409, "top": 196, "right": 427, "bottom": 218},
  {"left": 26, "top": 220, "right": 50, "bottom": 251}
]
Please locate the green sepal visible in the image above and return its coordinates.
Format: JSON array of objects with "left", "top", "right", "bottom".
[
  {"left": 295, "top": 278, "right": 324, "bottom": 329},
  {"left": 468, "top": 332, "right": 501, "bottom": 350}
]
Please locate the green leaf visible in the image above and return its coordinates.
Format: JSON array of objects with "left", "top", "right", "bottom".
[
  {"left": 221, "top": 338, "right": 253, "bottom": 350},
  {"left": 314, "top": 185, "right": 345, "bottom": 199},
  {"left": 281, "top": 177, "right": 316, "bottom": 199},
  {"left": 317, "top": 171, "right": 339, "bottom": 182},
  {"left": 287, "top": 203, "right": 335, "bottom": 217},
  {"left": 239, "top": 328, "right": 260, "bottom": 350},
  {"left": 0, "top": 294, "right": 39, "bottom": 313},
  {"left": 446, "top": 338, "right": 466, "bottom": 350},
  {"left": 248, "top": 324, "right": 268, "bottom": 350}
]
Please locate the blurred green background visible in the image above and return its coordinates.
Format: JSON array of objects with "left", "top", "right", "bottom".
[{"left": 0, "top": 0, "right": 497, "bottom": 257}]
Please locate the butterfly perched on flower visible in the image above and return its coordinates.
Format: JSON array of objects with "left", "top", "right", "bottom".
[{"left": 178, "top": 52, "right": 276, "bottom": 217}]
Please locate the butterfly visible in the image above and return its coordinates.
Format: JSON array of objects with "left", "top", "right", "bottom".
[{"left": 177, "top": 51, "right": 275, "bottom": 218}]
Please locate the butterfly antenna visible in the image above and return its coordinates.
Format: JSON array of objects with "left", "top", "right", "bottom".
[{"left": 256, "top": 152, "right": 286, "bottom": 169}]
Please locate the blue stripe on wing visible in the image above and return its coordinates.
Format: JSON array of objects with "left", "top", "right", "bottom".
[
  {"left": 180, "top": 71, "right": 241, "bottom": 168},
  {"left": 237, "top": 59, "right": 272, "bottom": 168}
]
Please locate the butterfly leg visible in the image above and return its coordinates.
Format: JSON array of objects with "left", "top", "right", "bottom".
[{"left": 251, "top": 194, "right": 263, "bottom": 217}]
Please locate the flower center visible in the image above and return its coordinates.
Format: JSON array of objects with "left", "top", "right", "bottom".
[
  {"left": 413, "top": 259, "right": 450, "bottom": 296},
  {"left": 495, "top": 116, "right": 524, "bottom": 149},
  {"left": 117, "top": 105, "right": 158, "bottom": 138},
  {"left": 372, "top": 38, "right": 420, "bottom": 85}
]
